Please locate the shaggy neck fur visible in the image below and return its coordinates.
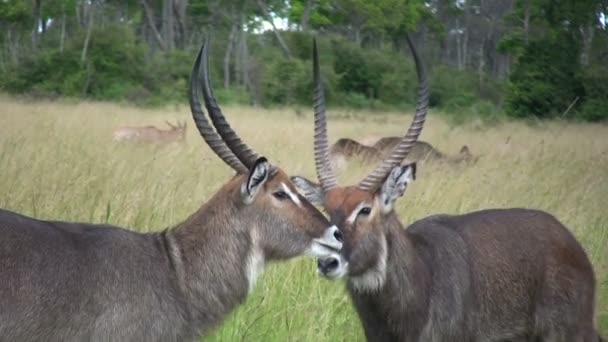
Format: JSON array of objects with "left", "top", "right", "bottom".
[
  {"left": 347, "top": 216, "right": 433, "bottom": 339},
  {"left": 167, "top": 177, "right": 264, "bottom": 338},
  {"left": 349, "top": 233, "right": 388, "bottom": 293}
]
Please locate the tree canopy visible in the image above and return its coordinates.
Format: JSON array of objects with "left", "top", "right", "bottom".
[{"left": 0, "top": 0, "right": 606, "bottom": 121}]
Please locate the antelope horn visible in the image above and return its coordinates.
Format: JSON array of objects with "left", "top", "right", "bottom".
[
  {"left": 358, "top": 34, "right": 429, "bottom": 192},
  {"left": 200, "top": 41, "right": 260, "bottom": 168},
  {"left": 189, "top": 44, "right": 248, "bottom": 174},
  {"left": 312, "top": 38, "right": 338, "bottom": 193}
]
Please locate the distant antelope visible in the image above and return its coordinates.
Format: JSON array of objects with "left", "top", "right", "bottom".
[
  {"left": 329, "top": 136, "right": 476, "bottom": 171},
  {"left": 0, "top": 43, "right": 342, "bottom": 341},
  {"left": 292, "top": 37, "right": 602, "bottom": 341},
  {"left": 113, "top": 120, "right": 187, "bottom": 143}
]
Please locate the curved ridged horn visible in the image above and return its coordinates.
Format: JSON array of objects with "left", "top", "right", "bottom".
[
  {"left": 200, "top": 42, "right": 260, "bottom": 168},
  {"left": 190, "top": 44, "right": 248, "bottom": 174},
  {"left": 358, "top": 34, "right": 429, "bottom": 192},
  {"left": 312, "top": 38, "right": 338, "bottom": 193}
]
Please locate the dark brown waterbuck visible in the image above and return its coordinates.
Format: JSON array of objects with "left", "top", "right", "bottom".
[
  {"left": 329, "top": 136, "right": 476, "bottom": 171},
  {"left": 0, "top": 43, "right": 342, "bottom": 341},
  {"left": 292, "top": 37, "right": 602, "bottom": 341}
]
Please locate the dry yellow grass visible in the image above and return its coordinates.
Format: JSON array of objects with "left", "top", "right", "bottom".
[{"left": 0, "top": 94, "right": 606, "bottom": 340}]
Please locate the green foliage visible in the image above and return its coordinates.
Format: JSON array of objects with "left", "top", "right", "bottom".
[
  {"left": 1, "top": 25, "right": 146, "bottom": 101},
  {"left": 0, "top": 0, "right": 30, "bottom": 24},
  {"left": 262, "top": 58, "right": 309, "bottom": 104},
  {"left": 505, "top": 35, "right": 583, "bottom": 119},
  {"left": 84, "top": 25, "right": 146, "bottom": 100},
  {"left": 579, "top": 65, "right": 608, "bottom": 122}
]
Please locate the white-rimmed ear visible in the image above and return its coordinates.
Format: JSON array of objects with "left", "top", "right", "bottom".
[
  {"left": 378, "top": 163, "right": 416, "bottom": 214},
  {"left": 291, "top": 176, "right": 324, "bottom": 207},
  {"left": 241, "top": 157, "right": 270, "bottom": 204}
]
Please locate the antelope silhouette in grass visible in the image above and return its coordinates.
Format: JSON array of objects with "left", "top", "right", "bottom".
[
  {"left": 292, "top": 37, "right": 602, "bottom": 342},
  {"left": 0, "top": 43, "right": 343, "bottom": 341},
  {"left": 113, "top": 120, "right": 187, "bottom": 143},
  {"left": 330, "top": 136, "right": 477, "bottom": 171}
]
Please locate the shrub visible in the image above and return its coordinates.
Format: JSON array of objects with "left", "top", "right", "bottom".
[{"left": 505, "top": 35, "right": 583, "bottom": 119}]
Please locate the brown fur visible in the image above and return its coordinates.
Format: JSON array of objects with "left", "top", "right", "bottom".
[
  {"left": 295, "top": 175, "right": 601, "bottom": 342},
  {"left": 330, "top": 137, "right": 477, "bottom": 170},
  {"left": 113, "top": 120, "right": 187, "bottom": 144},
  {"left": 0, "top": 164, "right": 342, "bottom": 341}
]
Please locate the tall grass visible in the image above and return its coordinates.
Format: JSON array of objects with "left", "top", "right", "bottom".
[{"left": 0, "top": 95, "right": 606, "bottom": 340}]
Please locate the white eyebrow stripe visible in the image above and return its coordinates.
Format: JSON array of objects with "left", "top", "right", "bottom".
[
  {"left": 346, "top": 202, "right": 366, "bottom": 225},
  {"left": 281, "top": 183, "right": 302, "bottom": 207}
]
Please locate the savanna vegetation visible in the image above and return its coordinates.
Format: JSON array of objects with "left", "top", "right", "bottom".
[
  {"left": 0, "top": 96, "right": 606, "bottom": 340},
  {"left": 0, "top": 0, "right": 607, "bottom": 121},
  {"left": 1, "top": 0, "right": 607, "bottom": 339}
]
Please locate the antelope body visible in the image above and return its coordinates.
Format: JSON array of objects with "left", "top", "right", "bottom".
[
  {"left": 0, "top": 43, "right": 342, "bottom": 341},
  {"left": 372, "top": 136, "right": 473, "bottom": 164},
  {"left": 293, "top": 37, "right": 602, "bottom": 341},
  {"left": 113, "top": 120, "right": 187, "bottom": 143},
  {"left": 330, "top": 136, "right": 475, "bottom": 171}
]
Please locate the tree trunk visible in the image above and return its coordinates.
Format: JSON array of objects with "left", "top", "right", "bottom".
[
  {"left": 354, "top": 26, "right": 361, "bottom": 47},
  {"left": 235, "top": 16, "right": 244, "bottom": 86},
  {"left": 32, "top": 0, "right": 41, "bottom": 50},
  {"left": 478, "top": 43, "right": 485, "bottom": 88},
  {"left": 140, "top": 0, "right": 167, "bottom": 50},
  {"left": 6, "top": 29, "right": 19, "bottom": 67},
  {"left": 224, "top": 21, "right": 238, "bottom": 88},
  {"left": 256, "top": 0, "right": 292, "bottom": 60},
  {"left": 173, "top": 0, "right": 188, "bottom": 49},
  {"left": 579, "top": 25, "right": 595, "bottom": 66},
  {"left": 81, "top": 3, "right": 95, "bottom": 64},
  {"left": 455, "top": 19, "right": 463, "bottom": 70},
  {"left": 523, "top": 0, "right": 530, "bottom": 43},
  {"left": 60, "top": 5, "right": 66, "bottom": 54},
  {"left": 162, "top": 0, "right": 175, "bottom": 50},
  {"left": 300, "top": 0, "right": 313, "bottom": 31},
  {"left": 242, "top": 28, "right": 251, "bottom": 94}
]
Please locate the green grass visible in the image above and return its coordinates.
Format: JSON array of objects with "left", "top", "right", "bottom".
[{"left": 0, "top": 95, "right": 606, "bottom": 340}]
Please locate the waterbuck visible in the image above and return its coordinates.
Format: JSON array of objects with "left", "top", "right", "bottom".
[
  {"left": 329, "top": 136, "right": 476, "bottom": 171},
  {"left": 113, "top": 120, "right": 187, "bottom": 143},
  {"left": 292, "top": 37, "right": 602, "bottom": 341},
  {"left": 0, "top": 43, "right": 342, "bottom": 341}
]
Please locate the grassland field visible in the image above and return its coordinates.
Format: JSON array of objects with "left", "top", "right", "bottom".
[{"left": 0, "top": 95, "right": 606, "bottom": 341}]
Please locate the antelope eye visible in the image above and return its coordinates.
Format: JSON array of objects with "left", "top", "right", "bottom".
[
  {"left": 273, "top": 191, "right": 289, "bottom": 200},
  {"left": 358, "top": 207, "right": 372, "bottom": 216}
]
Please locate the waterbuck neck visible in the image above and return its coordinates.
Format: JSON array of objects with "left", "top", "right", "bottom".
[
  {"left": 349, "top": 216, "right": 430, "bottom": 294},
  {"left": 166, "top": 176, "right": 261, "bottom": 333},
  {"left": 347, "top": 222, "right": 433, "bottom": 340}
]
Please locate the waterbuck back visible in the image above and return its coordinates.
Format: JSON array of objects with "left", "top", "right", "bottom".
[{"left": 329, "top": 136, "right": 476, "bottom": 171}]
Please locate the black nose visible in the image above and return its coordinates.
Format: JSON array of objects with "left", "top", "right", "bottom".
[
  {"left": 317, "top": 257, "right": 339, "bottom": 274},
  {"left": 333, "top": 229, "right": 343, "bottom": 243}
]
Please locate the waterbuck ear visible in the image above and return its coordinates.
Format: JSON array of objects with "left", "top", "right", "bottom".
[
  {"left": 290, "top": 176, "right": 324, "bottom": 207},
  {"left": 378, "top": 163, "right": 416, "bottom": 214},
  {"left": 241, "top": 157, "right": 270, "bottom": 204}
]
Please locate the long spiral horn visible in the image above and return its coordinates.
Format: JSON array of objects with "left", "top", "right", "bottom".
[
  {"left": 189, "top": 44, "right": 248, "bottom": 173},
  {"left": 200, "top": 41, "right": 260, "bottom": 168},
  {"left": 358, "top": 34, "right": 429, "bottom": 192},
  {"left": 312, "top": 38, "right": 338, "bottom": 193}
]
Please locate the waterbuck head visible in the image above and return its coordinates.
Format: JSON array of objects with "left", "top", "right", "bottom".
[
  {"left": 189, "top": 42, "right": 342, "bottom": 263},
  {"left": 292, "top": 36, "right": 428, "bottom": 280}
]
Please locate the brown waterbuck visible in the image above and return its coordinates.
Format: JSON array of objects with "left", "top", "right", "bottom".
[
  {"left": 329, "top": 136, "right": 476, "bottom": 171},
  {"left": 113, "top": 120, "right": 187, "bottom": 143},
  {"left": 0, "top": 43, "right": 342, "bottom": 341},
  {"left": 292, "top": 37, "right": 602, "bottom": 341}
]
